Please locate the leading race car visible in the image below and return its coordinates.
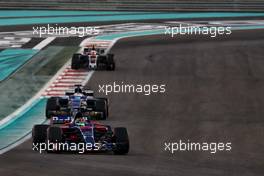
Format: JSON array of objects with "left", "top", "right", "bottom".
[
  {"left": 32, "top": 112, "right": 129, "bottom": 154},
  {"left": 46, "top": 85, "right": 109, "bottom": 120},
  {"left": 71, "top": 45, "right": 115, "bottom": 70}
]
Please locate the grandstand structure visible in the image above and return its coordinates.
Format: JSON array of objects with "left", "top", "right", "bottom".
[{"left": 0, "top": 0, "right": 263, "bottom": 11}]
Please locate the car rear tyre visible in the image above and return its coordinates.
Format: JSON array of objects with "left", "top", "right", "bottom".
[
  {"left": 32, "top": 124, "right": 49, "bottom": 151},
  {"left": 71, "top": 53, "right": 81, "bottom": 69},
  {"left": 58, "top": 98, "right": 69, "bottom": 107},
  {"left": 95, "top": 99, "right": 108, "bottom": 120},
  {"left": 106, "top": 54, "right": 115, "bottom": 71},
  {"left": 47, "top": 126, "right": 63, "bottom": 153},
  {"left": 46, "top": 97, "right": 59, "bottom": 119},
  {"left": 107, "top": 62, "right": 115, "bottom": 71},
  {"left": 113, "top": 127, "right": 129, "bottom": 155}
]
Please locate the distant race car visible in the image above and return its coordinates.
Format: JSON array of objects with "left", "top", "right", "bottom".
[
  {"left": 71, "top": 45, "right": 115, "bottom": 70},
  {"left": 46, "top": 85, "right": 109, "bottom": 120},
  {"left": 32, "top": 112, "right": 129, "bottom": 154}
]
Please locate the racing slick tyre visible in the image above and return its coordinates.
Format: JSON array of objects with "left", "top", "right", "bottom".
[
  {"left": 106, "top": 54, "right": 115, "bottom": 71},
  {"left": 107, "top": 62, "right": 115, "bottom": 71},
  {"left": 113, "top": 127, "right": 129, "bottom": 155},
  {"left": 95, "top": 99, "right": 108, "bottom": 120},
  {"left": 46, "top": 97, "right": 59, "bottom": 119},
  {"left": 96, "top": 56, "right": 107, "bottom": 70},
  {"left": 97, "top": 98, "right": 109, "bottom": 117},
  {"left": 58, "top": 98, "right": 69, "bottom": 107},
  {"left": 47, "top": 126, "right": 63, "bottom": 153},
  {"left": 71, "top": 53, "right": 81, "bottom": 69},
  {"left": 32, "top": 124, "right": 49, "bottom": 151}
]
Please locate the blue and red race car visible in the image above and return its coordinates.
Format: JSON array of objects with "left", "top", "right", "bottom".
[
  {"left": 32, "top": 112, "right": 129, "bottom": 154},
  {"left": 46, "top": 85, "right": 108, "bottom": 120}
]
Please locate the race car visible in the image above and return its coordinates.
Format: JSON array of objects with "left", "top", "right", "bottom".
[
  {"left": 71, "top": 45, "right": 115, "bottom": 70},
  {"left": 32, "top": 112, "right": 129, "bottom": 155},
  {"left": 46, "top": 85, "right": 108, "bottom": 120}
]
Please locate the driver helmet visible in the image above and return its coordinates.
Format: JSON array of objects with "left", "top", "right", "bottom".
[
  {"left": 90, "top": 50, "right": 96, "bottom": 57},
  {"left": 74, "top": 87, "right": 82, "bottom": 94}
]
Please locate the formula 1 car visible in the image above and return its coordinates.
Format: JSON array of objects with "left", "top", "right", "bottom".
[
  {"left": 32, "top": 112, "right": 129, "bottom": 155},
  {"left": 71, "top": 45, "right": 115, "bottom": 70},
  {"left": 46, "top": 85, "right": 108, "bottom": 120}
]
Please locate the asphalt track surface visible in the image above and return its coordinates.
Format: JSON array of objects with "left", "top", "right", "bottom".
[{"left": 0, "top": 29, "right": 264, "bottom": 176}]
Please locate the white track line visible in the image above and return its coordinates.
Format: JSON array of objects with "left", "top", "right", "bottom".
[
  {"left": 51, "top": 83, "right": 76, "bottom": 87},
  {"left": 33, "top": 37, "right": 56, "bottom": 50},
  {"left": 44, "top": 91, "right": 66, "bottom": 95},
  {"left": 44, "top": 93, "right": 65, "bottom": 96},
  {"left": 64, "top": 69, "right": 87, "bottom": 72},
  {"left": 57, "top": 75, "right": 86, "bottom": 79},
  {"left": 55, "top": 79, "right": 83, "bottom": 83},
  {"left": 62, "top": 73, "right": 88, "bottom": 76},
  {"left": 0, "top": 134, "right": 32, "bottom": 155},
  {"left": 47, "top": 87, "right": 70, "bottom": 91}
]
